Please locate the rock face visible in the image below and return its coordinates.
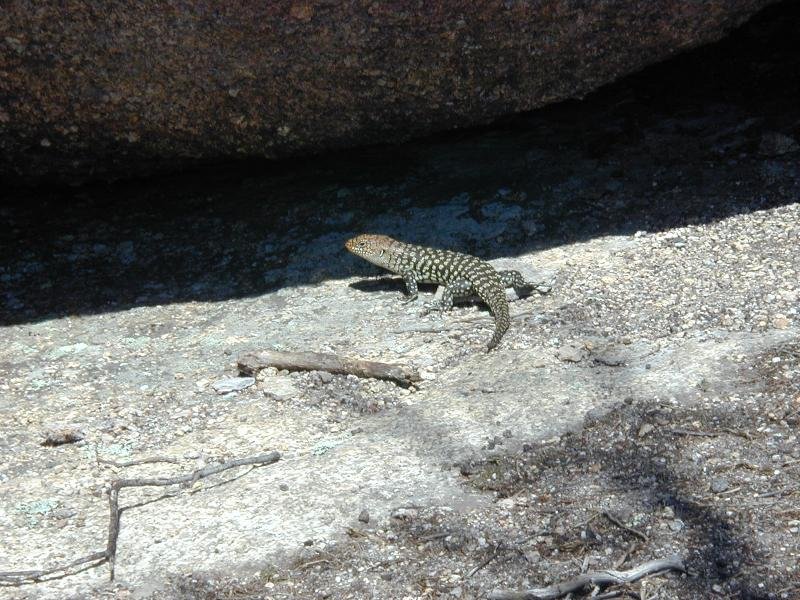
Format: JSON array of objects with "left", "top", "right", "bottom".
[{"left": 0, "top": 0, "right": 778, "bottom": 184}]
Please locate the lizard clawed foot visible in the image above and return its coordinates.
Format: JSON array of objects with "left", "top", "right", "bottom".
[{"left": 401, "top": 294, "right": 419, "bottom": 304}]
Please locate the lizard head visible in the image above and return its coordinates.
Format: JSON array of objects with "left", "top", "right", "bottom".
[{"left": 345, "top": 234, "right": 396, "bottom": 268}]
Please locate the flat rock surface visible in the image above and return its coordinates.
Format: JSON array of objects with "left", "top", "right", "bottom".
[{"left": 1, "top": 20, "right": 799, "bottom": 599}]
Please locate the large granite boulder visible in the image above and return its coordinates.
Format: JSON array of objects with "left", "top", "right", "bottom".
[{"left": 0, "top": 0, "right": 779, "bottom": 184}]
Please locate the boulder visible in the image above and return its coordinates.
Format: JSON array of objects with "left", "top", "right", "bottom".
[{"left": 0, "top": 0, "right": 778, "bottom": 184}]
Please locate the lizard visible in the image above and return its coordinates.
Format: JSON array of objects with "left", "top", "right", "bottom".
[{"left": 345, "top": 234, "right": 537, "bottom": 351}]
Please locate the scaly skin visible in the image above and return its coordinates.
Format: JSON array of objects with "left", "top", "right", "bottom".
[{"left": 345, "top": 234, "right": 534, "bottom": 350}]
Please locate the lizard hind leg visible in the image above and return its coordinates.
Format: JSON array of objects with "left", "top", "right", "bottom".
[
  {"left": 498, "top": 269, "right": 536, "bottom": 295},
  {"left": 422, "top": 279, "right": 473, "bottom": 314},
  {"left": 498, "top": 269, "right": 527, "bottom": 288}
]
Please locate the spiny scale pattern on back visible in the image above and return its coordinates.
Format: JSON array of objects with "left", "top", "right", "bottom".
[{"left": 345, "top": 234, "right": 515, "bottom": 350}]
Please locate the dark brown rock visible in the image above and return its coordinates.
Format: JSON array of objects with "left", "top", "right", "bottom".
[{"left": 0, "top": 0, "right": 778, "bottom": 184}]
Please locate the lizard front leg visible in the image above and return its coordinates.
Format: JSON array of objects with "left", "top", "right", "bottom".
[{"left": 401, "top": 270, "right": 419, "bottom": 303}]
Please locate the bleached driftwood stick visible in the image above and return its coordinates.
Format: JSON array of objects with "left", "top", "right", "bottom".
[{"left": 487, "top": 555, "right": 685, "bottom": 600}]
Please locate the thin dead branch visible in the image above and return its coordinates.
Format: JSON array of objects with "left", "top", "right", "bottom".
[
  {"left": 487, "top": 555, "right": 685, "bottom": 600},
  {"left": 601, "top": 512, "right": 649, "bottom": 542},
  {"left": 669, "top": 427, "right": 753, "bottom": 441},
  {"left": 418, "top": 531, "right": 452, "bottom": 542},
  {"left": 469, "top": 544, "right": 503, "bottom": 577},
  {"left": 593, "top": 591, "right": 640, "bottom": 600},
  {"left": 614, "top": 542, "right": 639, "bottom": 569},
  {"left": 97, "top": 456, "right": 181, "bottom": 468},
  {"left": 0, "top": 451, "right": 281, "bottom": 586},
  {"left": 237, "top": 349, "right": 420, "bottom": 386},
  {"left": 719, "top": 427, "right": 753, "bottom": 441},
  {"left": 296, "top": 558, "right": 331, "bottom": 571},
  {"left": 756, "top": 485, "right": 799, "bottom": 499},
  {"left": 668, "top": 428, "right": 717, "bottom": 438}
]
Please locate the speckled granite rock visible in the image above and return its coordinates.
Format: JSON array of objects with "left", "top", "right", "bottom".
[{"left": 0, "top": 0, "right": 779, "bottom": 184}]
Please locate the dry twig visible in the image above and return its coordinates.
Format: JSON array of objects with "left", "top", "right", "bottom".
[
  {"left": 97, "top": 456, "right": 181, "bottom": 467},
  {"left": 756, "top": 485, "right": 799, "bottom": 499},
  {"left": 469, "top": 544, "right": 503, "bottom": 577},
  {"left": 668, "top": 428, "right": 717, "bottom": 438},
  {"left": 487, "top": 555, "right": 685, "bottom": 600},
  {"left": 600, "top": 512, "right": 649, "bottom": 542},
  {"left": 614, "top": 542, "right": 639, "bottom": 569},
  {"left": 0, "top": 451, "right": 281, "bottom": 586},
  {"left": 238, "top": 349, "right": 420, "bottom": 386},
  {"left": 584, "top": 512, "right": 648, "bottom": 542},
  {"left": 669, "top": 427, "right": 753, "bottom": 441},
  {"left": 418, "top": 531, "right": 452, "bottom": 542}
]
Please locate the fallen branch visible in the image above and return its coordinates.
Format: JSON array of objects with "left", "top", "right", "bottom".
[
  {"left": 592, "top": 591, "right": 640, "bottom": 600},
  {"left": 670, "top": 427, "right": 752, "bottom": 441},
  {"left": 756, "top": 485, "right": 799, "bottom": 499},
  {"left": 0, "top": 451, "right": 281, "bottom": 586},
  {"left": 469, "top": 543, "right": 503, "bottom": 577},
  {"left": 97, "top": 456, "right": 181, "bottom": 468},
  {"left": 669, "top": 428, "right": 717, "bottom": 438},
  {"left": 417, "top": 531, "right": 452, "bottom": 542},
  {"left": 719, "top": 427, "right": 753, "bottom": 441},
  {"left": 487, "top": 555, "right": 685, "bottom": 600},
  {"left": 613, "top": 542, "right": 639, "bottom": 569},
  {"left": 296, "top": 558, "right": 331, "bottom": 570},
  {"left": 599, "top": 511, "right": 649, "bottom": 542},
  {"left": 238, "top": 349, "right": 420, "bottom": 386}
]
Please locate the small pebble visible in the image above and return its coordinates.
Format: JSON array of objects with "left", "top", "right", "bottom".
[
  {"left": 710, "top": 478, "right": 730, "bottom": 493},
  {"left": 391, "top": 507, "right": 417, "bottom": 521},
  {"left": 211, "top": 377, "right": 255, "bottom": 394},
  {"left": 638, "top": 423, "right": 654, "bottom": 437},
  {"left": 41, "top": 425, "right": 85, "bottom": 446},
  {"left": 556, "top": 344, "right": 586, "bottom": 363},
  {"left": 264, "top": 379, "right": 299, "bottom": 401}
]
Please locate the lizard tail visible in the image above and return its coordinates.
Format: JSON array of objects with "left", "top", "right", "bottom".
[
  {"left": 486, "top": 309, "right": 509, "bottom": 351},
  {"left": 478, "top": 284, "right": 510, "bottom": 351}
]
